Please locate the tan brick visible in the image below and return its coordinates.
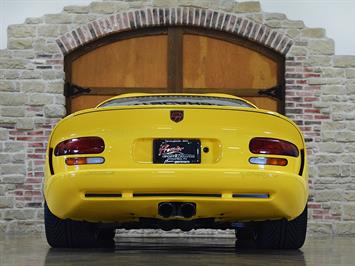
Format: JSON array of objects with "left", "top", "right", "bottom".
[
  {"left": 265, "top": 20, "right": 282, "bottom": 28},
  {"left": 0, "top": 93, "right": 27, "bottom": 106},
  {"left": 321, "top": 68, "right": 345, "bottom": 78},
  {"left": 1, "top": 107, "right": 25, "bottom": 117},
  {"left": 308, "top": 78, "right": 328, "bottom": 85},
  {"left": 346, "top": 84, "right": 355, "bottom": 94},
  {"left": 345, "top": 191, "right": 355, "bottom": 201},
  {"left": 63, "top": 5, "right": 90, "bottom": 14},
  {"left": 346, "top": 69, "right": 355, "bottom": 79},
  {"left": 7, "top": 25, "right": 36, "bottom": 38},
  {"left": 343, "top": 204, "right": 355, "bottom": 220},
  {"left": 301, "top": 28, "right": 326, "bottom": 38},
  {"left": 8, "top": 39, "right": 33, "bottom": 50},
  {"left": 314, "top": 190, "right": 344, "bottom": 201},
  {"left": 42, "top": 70, "right": 65, "bottom": 80},
  {"left": 20, "top": 70, "right": 42, "bottom": 79},
  {"left": 20, "top": 81, "right": 45, "bottom": 92},
  {"left": 288, "top": 47, "right": 307, "bottom": 56},
  {"left": 0, "top": 50, "right": 12, "bottom": 58},
  {"left": 314, "top": 154, "right": 337, "bottom": 164},
  {"left": 12, "top": 50, "right": 35, "bottom": 59},
  {"left": 3, "top": 209, "right": 36, "bottom": 220},
  {"left": 264, "top": 13, "right": 286, "bottom": 20},
  {"left": 282, "top": 20, "right": 304, "bottom": 29},
  {"left": 0, "top": 197, "right": 15, "bottom": 208},
  {"left": 0, "top": 59, "right": 26, "bottom": 69},
  {"left": 322, "top": 121, "right": 347, "bottom": 131},
  {"left": 16, "top": 118, "right": 34, "bottom": 130},
  {"left": 25, "top": 17, "right": 42, "bottom": 24},
  {"left": 33, "top": 40, "right": 60, "bottom": 54},
  {"left": 90, "top": 1, "right": 129, "bottom": 14},
  {"left": 72, "top": 14, "right": 98, "bottom": 24},
  {"left": 153, "top": 0, "right": 178, "bottom": 7},
  {"left": 28, "top": 93, "right": 53, "bottom": 105},
  {"left": 46, "top": 82, "right": 64, "bottom": 94},
  {"left": 11, "top": 153, "right": 25, "bottom": 164},
  {"left": 308, "top": 39, "right": 335, "bottom": 55},
  {"left": 334, "top": 223, "right": 355, "bottom": 235},
  {"left": 307, "top": 221, "right": 333, "bottom": 234},
  {"left": 322, "top": 85, "right": 346, "bottom": 95},
  {"left": 44, "top": 104, "right": 66, "bottom": 118},
  {"left": 334, "top": 56, "right": 355, "bottom": 68},
  {"left": 37, "top": 25, "right": 60, "bottom": 38},
  {"left": 286, "top": 29, "right": 300, "bottom": 39},
  {"left": 318, "top": 165, "right": 341, "bottom": 177},
  {"left": 0, "top": 128, "right": 9, "bottom": 141},
  {"left": 1, "top": 165, "right": 26, "bottom": 175},
  {"left": 3, "top": 142, "right": 25, "bottom": 153},
  {"left": 233, "top": 1, "right": 261, "bottom": 13},
  {"left": 44, "top": 13, "right": 73, "bottom": 24},
  {"left": 318, "top": 143, "right": 344, "bottom": 153},
  {"left": 0, "top": 81, "right": 15, "bottom": 92}
]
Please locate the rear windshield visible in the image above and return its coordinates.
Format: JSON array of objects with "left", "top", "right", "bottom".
[{"left": 98, "top": 96, "right": 255, "bottom": 108}]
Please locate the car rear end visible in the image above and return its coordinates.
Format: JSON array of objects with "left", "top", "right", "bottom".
[{"left": 44, "top": 95, "right": 308, "bottom": 225}]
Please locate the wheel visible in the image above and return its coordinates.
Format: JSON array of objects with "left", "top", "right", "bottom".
[
  {"left": 44, "top": 202, "right": 115, "bottom": 248},
  {"left": 255, "top": 205, "right": 308, "bottom": 249}
]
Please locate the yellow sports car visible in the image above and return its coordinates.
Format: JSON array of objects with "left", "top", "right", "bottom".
[{"left": 44, "top": 93, "right": 308, "bottom": 249}]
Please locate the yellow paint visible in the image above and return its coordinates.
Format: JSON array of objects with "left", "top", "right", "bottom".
[{"left": 44, "top": 93, "right": 308, "bottom": 223}]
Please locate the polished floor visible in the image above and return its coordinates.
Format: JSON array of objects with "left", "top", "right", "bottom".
[{"left": 0, "top": 234, "right": 354, "bottom": 266}]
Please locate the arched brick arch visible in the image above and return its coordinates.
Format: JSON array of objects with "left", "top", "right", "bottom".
[{"left": 56, "top": 7, "right": 294, "bottom": 56}]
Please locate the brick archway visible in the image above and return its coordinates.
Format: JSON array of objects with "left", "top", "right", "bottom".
[{"left": 56, "top": 7, "right": 294, "bottom": 56}]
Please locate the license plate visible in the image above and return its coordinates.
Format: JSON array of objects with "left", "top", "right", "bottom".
[{"left": 153, "top": 139, "right": 201, "bottom": 164}]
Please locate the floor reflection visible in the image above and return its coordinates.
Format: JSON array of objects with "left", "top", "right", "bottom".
[
  {"left": 1, "top": 235, "right": 354, "bottom": 266},
  {"left": 44, "top": 238, "right": 306, "bottom": 266}
]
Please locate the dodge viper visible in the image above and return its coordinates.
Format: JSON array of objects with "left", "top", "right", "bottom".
[{"left": 43, "top": 93, "right": 308, "bottom": 249}]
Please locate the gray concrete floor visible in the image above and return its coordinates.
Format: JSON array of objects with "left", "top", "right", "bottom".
[{"left": 0, "top": 235, "right": 354, "bottom": 266}]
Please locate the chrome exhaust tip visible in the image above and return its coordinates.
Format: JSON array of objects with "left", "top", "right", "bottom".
[
  {"left": 158, "top": 202, "right": 175, "bottom": 218},
  {"left": 179, "top": 203, "right": 196, "bottom": 218}
]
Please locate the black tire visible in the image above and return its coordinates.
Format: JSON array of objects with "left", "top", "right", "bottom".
[
  {"left": 255, "top": 205, "right": 308, "bottom": 249},
  {"left": 44, "top": 202, "right": 114, "bottom": 248},
  {"left": 97, "top": 228, "right": 116, "bottom": 242}
]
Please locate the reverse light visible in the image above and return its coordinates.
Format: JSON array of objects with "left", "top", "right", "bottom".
[
  {"left": 54, "top": 137, "right": 104, "bottom": 156},
  {"left": 249, "top": 138, "right": 299, "bottom": 157},
  {"left": 65, "top": 157, "right": 105, "bottom": 165},
  {"left": 249, "top": 157, "right": 288, "bottom": 166}
]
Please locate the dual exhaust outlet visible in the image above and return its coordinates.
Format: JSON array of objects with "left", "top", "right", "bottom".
[{"left": 158, "top": 202, "right": 196, "bottom": 218}]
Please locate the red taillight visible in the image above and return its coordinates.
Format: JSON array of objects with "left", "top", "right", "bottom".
[
  {"left": 54, "top": 137, "right": 104, "bottom": 156},
  {"left": 249, "top": 138, "right": 299, "bottom": 157}
]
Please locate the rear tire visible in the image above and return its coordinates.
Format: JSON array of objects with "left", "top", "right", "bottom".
[
  {"left": 44, "top": 202, "right": 114, "bottom": 248},
  {"left": 255, "top": 205, "right": 308, "bottom": 249}
]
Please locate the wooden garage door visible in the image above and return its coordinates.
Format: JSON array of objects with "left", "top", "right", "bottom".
[{"left": 65, "top": 27, "right": 284, "bottom": 114}]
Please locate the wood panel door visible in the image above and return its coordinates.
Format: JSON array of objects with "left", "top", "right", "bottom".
[{"left": 65, "top": 27, "right": 284, "bottom": 114}]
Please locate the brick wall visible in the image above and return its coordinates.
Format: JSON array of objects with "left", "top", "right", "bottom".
[{"left": 0, "top": 0, "right": 354, "bottom": 235}]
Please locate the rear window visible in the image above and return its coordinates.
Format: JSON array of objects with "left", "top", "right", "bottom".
[{"left": 98, "top": 95, "right": 255, "bottom": 108}]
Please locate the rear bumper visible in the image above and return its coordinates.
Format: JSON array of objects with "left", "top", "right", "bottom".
[{"left": 44, "top": 168, "right": 308, "bottom": 223}]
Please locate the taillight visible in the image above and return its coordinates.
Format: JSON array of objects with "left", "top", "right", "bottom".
[
  {"left": 54, "top": 137, "right": 104, "bottom": 156},
  {"left": 65, "top": 157, "right": 105, "bottom": 165},
  {"left": 249, "top": 157, "right": 288, "bottom": 166},
  {"left": 249, "top": 138, "right": 299, "bottom": 157}
]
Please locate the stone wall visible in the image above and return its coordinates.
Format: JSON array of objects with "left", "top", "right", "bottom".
[{"left": 0, "top": 0, "right": 354, "bottom": 235}]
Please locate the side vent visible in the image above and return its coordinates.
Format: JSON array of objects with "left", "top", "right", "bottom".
[
  {"left": 299, "top": 149, "right": 305, "bottom": 176},
  {"left": 85, "top": 193, "right": 122, "bottom": 198},
  {"left": 49, "top": 148, "right": 54, "bottom": 175}
]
